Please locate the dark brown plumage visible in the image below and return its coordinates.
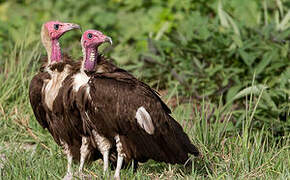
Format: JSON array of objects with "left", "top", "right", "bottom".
[
  {"left": 73, "top": 29, "right": 199, "bottom": 179},
  {"left": 29, "top": 22, "right": 111, "bottom": 178},
  {"left": 29, "top": 55, "right": 110, "bottom": 177},
  {"left": 77, "top": 65, "right": 199, "bottom": 165},
  {"left": 53, "top": 55, "right": 126, "bottom": 168},
  {"left": 29, "top": 56, "right": 86, "bottom": 160}
]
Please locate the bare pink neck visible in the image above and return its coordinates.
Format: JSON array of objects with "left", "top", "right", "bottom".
[
  {"left": 84, "top": 47, "right": 97, "bottom": 71},
  {"left": 50, "top": 39, "right": 62, "bottom": 63}
]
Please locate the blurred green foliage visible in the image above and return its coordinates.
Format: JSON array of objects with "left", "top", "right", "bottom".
[{"left": 0, "top": 0, "right": 289, "bottom": 136}]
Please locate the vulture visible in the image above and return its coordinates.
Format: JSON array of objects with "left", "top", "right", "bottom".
[
  {"left": 72, "top": 30, "right": 200, "bottom": 179},
  {"left": 28, "top": 21, "right": 101, "bottom": 178},
  {"left": 53, "top": 30, "right": 127, "bottom": 176}
]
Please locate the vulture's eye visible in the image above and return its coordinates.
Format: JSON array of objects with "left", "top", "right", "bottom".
[
  {"left": 54, "top": 24, "right": 59, "bottom": 30},
  {"left": 87, "top": 33, "right": 93, "bottom": 39}
]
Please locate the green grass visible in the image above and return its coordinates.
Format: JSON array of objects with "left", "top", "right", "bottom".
[
  {"left": 0, "top": 0, "right": 289, "bottom": 179},
  {"left": 0, "top": 36, "right": 289, "bottom": 179}
]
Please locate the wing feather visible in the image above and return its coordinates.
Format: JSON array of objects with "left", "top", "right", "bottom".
[
  {"left": 29, "top": 72, "right": 51, "bottom": 129},
  {"left": 78, "top": 68, "right": 199, "bottom": 164}
]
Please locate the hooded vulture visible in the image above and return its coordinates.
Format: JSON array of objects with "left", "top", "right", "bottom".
[
  {"left": 28, "top": 21, "right": 100, "bottom": 178},
  {"left": 50, "top": 30, "right": 123, "bottom": 177},
  {"left": 53, "top": 30, "right": 126, "bottom": 175},
  {"left": 72, "top": 30, "right": 200, "bottom": 179}
]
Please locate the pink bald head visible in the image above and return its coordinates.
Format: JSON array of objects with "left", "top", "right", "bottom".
[
  {"left": 41, "top": 21, "right": 80, "bottom": 64},
  {"left": 81, "top": 30, "right": 112, "bottom": 72},
  {"left": 81, "top": 30, "right": 112, "bottom": 49},
  {"left": 43, "top": 21, "right": 80, "bottom": 40}
]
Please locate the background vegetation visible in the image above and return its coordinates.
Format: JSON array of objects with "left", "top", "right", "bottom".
[{"left": 0, "top": 0, "right": 289, "bottom": 179}]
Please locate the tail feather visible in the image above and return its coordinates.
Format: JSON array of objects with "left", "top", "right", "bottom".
[
  {"left": 157, "top": 116, "right": 199, "bottom": 164},
  {"left": 171, "top": 118, "right": 200, "bottom": 156},
  {"left": 120, "top": 115, "right": 199, "bottom": 165}
]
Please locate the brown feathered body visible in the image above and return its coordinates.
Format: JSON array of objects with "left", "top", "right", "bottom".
[
  {"left": 29, "top": 55, "right": 101, "bottom": 162},
  {"left": 51, "top": 55, "right": 124, "bottom": 165},
  {"left": 76, "top": 55, "right": 199, "bottom": 166}
]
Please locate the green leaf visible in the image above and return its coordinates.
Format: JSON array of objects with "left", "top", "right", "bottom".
[
  {"left": 239, "top": 50, "right": 257, "bottom": 67},
  {"left": 255, "top": 51, "right": 275, "bottom": 75},
  {"left": 262, "top": 91, "right": 278, "bottom": 111},
  {"left": 233, "top": 85, "right": 267, "bottom": 100},
  {"left": 226, "top": 85, "right": 243, "bottom": 103},
  {"left": 277, "top": 10, "right": 290, "bottom": 30},
  {"left": 224, "top": 84, "right": 268, "bottom": 110}
]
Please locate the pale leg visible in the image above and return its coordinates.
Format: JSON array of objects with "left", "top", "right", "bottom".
[
  {"left": 103, "top": 150, "right": 109, "bottom": 172},
  {"left": 67, "top": 151, "right": 73, "bottom": 175},
  {"left": 79, "top": 137, "right": 90, "bottom": 172},
  {"left": 62, "top": 142, "right": 73, "bottom": 180},
  {"left": 114, "top": 135, "right": 125, "bottom": 180},
  {"left": 92, "top": 130, "right": 112, "bottom": 174},
  {"left": 114, "top": 155, "right": 124, "bottom": 180}
]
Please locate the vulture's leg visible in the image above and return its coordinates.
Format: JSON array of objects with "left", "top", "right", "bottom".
[
  {"left": 114, "top": 135, "right": 125, "bottom": 180},
  {"left": 66, "top": 151, "right": 73, "bottom": 177},
  {"left": 62, "top": 142, "right": 73, "bottom": 180},
  {"left": 92, "top": 130, "right": 112, "bottom": 173},
  {"left": 79, "top": 136, "right": 90, "bottom": 172},
  {"left": 103, "top": 150, "right": 109, "bottom": 172},
  {"left": 114, "top": 155, "right": 123, "bottom": 180}
]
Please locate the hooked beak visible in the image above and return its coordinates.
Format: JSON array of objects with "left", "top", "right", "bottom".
[
  {"left": 105, "top": 36, "right": 113, "bottom": 45},
  {"left": 63, "top": 23, "right": 81, "bottom": 32}
]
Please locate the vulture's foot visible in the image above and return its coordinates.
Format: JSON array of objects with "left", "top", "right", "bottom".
[
  {"left": 62, "top": 173, "right": 73, "bottom": 180},
  {"left": 76, "top": 171, "right": 93, "bottom": 180}
]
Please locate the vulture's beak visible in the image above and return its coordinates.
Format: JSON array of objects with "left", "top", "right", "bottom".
[
  {"left": 105, "top": 36, "right": 113, "bottom": 45},
  {"left": 64, "top": 23, "right": 81, "bottom": 32}
]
